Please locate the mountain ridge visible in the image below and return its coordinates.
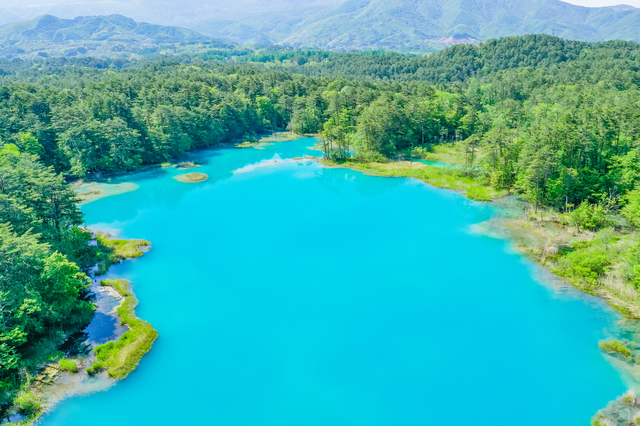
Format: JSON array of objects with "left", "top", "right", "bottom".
[
  {"left": 274, "top": 0, "right": 640, "bottom": 51},
  {"left": 2, "top": 1, "right": 640, "bottom": 53},
  {"left": 0, "top": 14, "right": 211, "bottom": 44},
  {"left": 0, "top": 14, "right": 233, "bottom": 60}
]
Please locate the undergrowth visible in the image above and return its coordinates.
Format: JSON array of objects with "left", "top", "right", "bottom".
[{"left": 58, "top": 359, "right": 78, "bottom": 373}]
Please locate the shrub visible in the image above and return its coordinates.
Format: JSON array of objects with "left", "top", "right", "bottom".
[
  {"left": 58, "top": 358, "right": 78, "bottom": 373},
  {"left": 560, "top": 248, "right": 611, "bottom": 284},
  {"left": 14, "top": 391, "right": 41, "bottom": 417},
  {"left": 599, "top": 340, "right": 633, "bottom": 361},
  {"left": 622, "top": 188, "right": 640, "bottom": 228},
  {"left": 411, "top": 146, "right": 431, "bottom": 159},
  {"left": 623, "top": 240, "right": 640, "bottom": 289},
  {"left": 354, "top": 149, "right": 386, "bottom": 163},
  {"left": 571, "top": 201, "right": 611, "bottom": 231},
  {"left": 490, "top": 169, "right": 511, "bottom": 189},
  {"left": 86, "top": 361, "right": 106, "bottom": 376}
]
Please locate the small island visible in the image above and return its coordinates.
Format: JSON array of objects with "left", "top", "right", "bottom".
[{"left": 174, "top": 172, "right": 208, "bottom": 183}]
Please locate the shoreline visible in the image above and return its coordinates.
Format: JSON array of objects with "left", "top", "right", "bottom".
[
  {"left": 72, "top": 131, "right": 307, "bottom": 185},
  {"left": 88, "top": 279, "right": 158, "bottom": 379},
  {"left": 74, "top": 131, "right": 309, "bottom": 205},
  {"left": 9, "top": 235, "right": 157, "bottom": 425},
  {"left": 318, "top": 158, "right": 508, "bottom": 201}
]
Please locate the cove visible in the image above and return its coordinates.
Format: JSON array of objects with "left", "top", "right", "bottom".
[{"left": 40, "top": 137, "right": 629, "bottom": 425}]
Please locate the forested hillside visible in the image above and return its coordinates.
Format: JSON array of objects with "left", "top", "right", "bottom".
[
  {"left": 2, "top": 34, "right": 640, "bottom": 421},
  {"left": 0, "top": 34, "right": 638, "bottom": 204},
  {"left": 0, "top": 15, "right": 232, "bottom": 60},
  {"left": 247, "top": 35, "right": 640, "bottom": 83},
  {"left": 277, "top": 0, "right": 640, "bottom": 51},
  {"left": 0, "top": 146, "right": 96, "bottom": 415}
]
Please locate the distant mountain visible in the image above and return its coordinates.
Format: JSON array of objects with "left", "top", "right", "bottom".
[
  {"left": 0, "top": 14, "right": 210, "bottom": 44},
  {"left": 0, "top": 0, "right": 345, "bottom": 31},
  {"left": 1, "top": 0, "right": 640, "bottom": 53},
  {"left": 608, "top": 4, "right": 637, "bottom": 12},
  {"left": 0, "top": 15, "right": 233, "bottom": 59},
  {"left": 275, "top": 0, "right": 640, "bottom": 51}
]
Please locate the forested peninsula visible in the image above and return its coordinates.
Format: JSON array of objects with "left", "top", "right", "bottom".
[{"left": 2, "top": 34, "right": 640, "bottom": 424}]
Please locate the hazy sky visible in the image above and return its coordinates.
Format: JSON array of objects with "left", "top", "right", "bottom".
[{"left": 564, "top": 0, "right": 640, "bottom": 7}]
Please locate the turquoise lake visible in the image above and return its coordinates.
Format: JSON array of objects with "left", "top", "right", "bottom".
[{"left": 41, "top": 137, "right": 630, "bottom": 425}]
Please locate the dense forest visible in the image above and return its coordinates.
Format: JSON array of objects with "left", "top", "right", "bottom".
[
  {"left": 0, "top": 146, "right": 95, "bottom": 414},
  {"left": 0, "top": 35, "right": 638, "bottom": 210},
  {"left": 2, "top": 34, "right": 640, "bottom": 419}
]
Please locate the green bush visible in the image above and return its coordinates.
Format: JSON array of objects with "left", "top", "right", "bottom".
[
  {"left": 623, "top": 240, "right": 640, "bottom": 289},
  {"left": 571, "top": 201, "right": 611, "bottom": 231},
  {"left": 14, "top": 391, "right": 41, "bottom": 417},
  {"left": 490, "top": 169, "right": 512, "bottom": 189},
  {"left": 622, "top": 188, "right": 640, "bottom": 228},
  {"left": 86, "top": 361, "right": 106, "bottom": 376},
  {"left": 58, "top": 358, "right": 78, "bottom": 373},
  {"left": 354, "top": 149, "right": 387, "bottom": 163},
  {"left": 599, "top": 340, "right": 634, "bottom": 361},
  {"left": 560, "top": 248, "right": 611, "bottom": 284},
  {"left": 411, "top": 146, "right": 431, "bottom": 159}
]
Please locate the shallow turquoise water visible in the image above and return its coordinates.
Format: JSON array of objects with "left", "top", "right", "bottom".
[
  {"left": 41, "top": 138, "right": 629, "bottom": 425},
  {"left": 415, "top": 158, "right": 454, "bottom": 168}
]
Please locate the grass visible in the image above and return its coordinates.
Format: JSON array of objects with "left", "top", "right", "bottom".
[
  {"left": 14, "top": 392, "right": 40, "bottom": 418},
  {"left": 85, "top": 361, "right": 106, "bottom": 376},
  {"left": 324, "top": 159, "right": 506, "bottom": 201},
  {"left": 12, "top": 382, "right": 41, "bottom": 420},
  {"left": 259, "top": 132, "right": 300, "bottom": 142},
  {"left": 174, "top": 172, "right": 208, "bottom": 183},
  {"left": 88, "top": 279, "right": 158, "bottom": 379},
  {"left": 235, "top": 141, "right": 255, "bottom": 148},
  {"left": 539, "top": 228, "right": 640, "bottom": 318},
  {"left": 58, "top": 359, "right": 78, "bottom": 373},
  {"left": 599, "top": 339, "right": 634, "bottom": 361},
  {"left": 96, "top": 233, "right": 150, "bottom": 275},
  {"left": 419, "top": 144, "right": 465, "bottom": 165}
]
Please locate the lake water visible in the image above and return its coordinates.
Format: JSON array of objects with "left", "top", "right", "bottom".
[{"left": 41, "top": 137, "right": 630, "bottom": 425}]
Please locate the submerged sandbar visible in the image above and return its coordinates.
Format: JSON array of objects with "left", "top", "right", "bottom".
[
  {"left": 174, "top": 172, "right": 209, "bottom": 183},
  {"left": 75, "top": 182, "right": 139, "bottom": 204}
]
